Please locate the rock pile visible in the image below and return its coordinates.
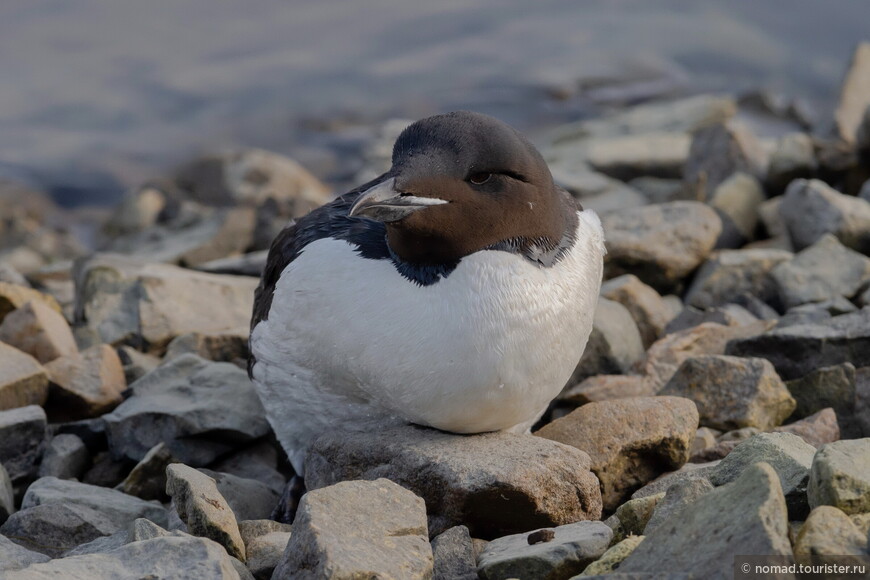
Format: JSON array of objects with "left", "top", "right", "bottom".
[{"left": 2, "top": 43, "right": 870, "bottom": 579}]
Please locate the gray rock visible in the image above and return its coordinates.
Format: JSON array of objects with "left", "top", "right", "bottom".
[
  {"left": 165, "top": 463, "right": 246, "bottom": 561},
  {"left": 779, "top": 178, "right": 870, "bottom": 253},
  {"left": 691, "top": 427, "right": 721, "bottom": 457},
  {"left": 708, "top": 173, "right": 765, "bottom": 248},
  {"left": 684, "top": 248, "right": 792, "bottom": 311},
  {"left": 305, "top": 425, "right": 603, "bottom": 538},
  {"left": 808, "top": 438, "right": 870, "bottom": 515},
  {"left": 199, "top": 468, "right": 279, "bottom": 521},
  {"left": 683, "top": 121, "right": 768, "bottom": 199},
  {"left": 560, "top": 374, "right": 655, "bottom": 406},
  {"left": 758, "top": 195, "right": 788, "bottom": 239},
  {"left": 4, "top": 533, "right": 243, "bottom": 579},
  {"left": 477, "top": 521, "right": 612, "bottom": 580},
  {"left": 117, "top": 442, "right": 176, "bottom": 501},
  {"left": 37, "top": 433, "right": 89, "bottom": 480},
  {"left": 664, "top": 304, "right": 758, "bottom": 335},
  {"left": 661, "top": 355, "right": 795, "bottom": 431},
  {"left": 44, "top": 344, "right": 127, "bottom": 421},
  {"left": 273, "top": 478, "right": 433, "bottom": 580},
  {"left": 771, "top": 234, "right": 870, "bottom": 309},
  {"left": 601, "top": 274, "right": 671, "bottom": 348},
  {"left": 0, "top": 405, "right": 47, "bottom": 484},
  {"left": 0, "top": 264, "right": 29, "bottom": 287},
  {"left": 73, "top": 253, "right": 258, "bottom": 353},
  {"left": 629, "top": 177, "right": 686, "bottom": 204},
  {"left": 632, "top": 462, "right": 719, "bottom": 500},
  {"left": 104, "top": 354, "right": 269, "bottom": 466},
  {"left": 64, "top": 517, "right": 171, "bottom": 556},
  {"left": 574, "top": 186, "right": 649, "bottom": 217},
  {"left": 164, "top": 329, "right": 249, "bottom": 365},
  {"left": 536, "top": 396, "right": 698, "bottom": 511},
  {"left": 0, "top": 463, "right": 13, "bottom": 525},
  {"left": 794, "top": 505, "right": 869, "bottom": 557},
  {"left": 766, "top": 132, "right": 818, "bottom": 191},
  {"left": 774, "top": 408, "right": 841, "bottom": 448},
  {"left": 116, "top": 345, "right": 160, "bottom": 385},
  {"left": 195, "top": 250, "right": 269, "bottom": 277},
  {"left": 619, "top": 463, "right": 792, "bottom": 578},
  {"left": 569, "top": 298, "right": 645, "bottom": 382},
  {"left": 432, "top": 525, "right": 477, "bottom": 580},
  {"left": 81, "top": 451, "right": 132, "bottom": 489},
  {"left": 644, "top": 477, "right": 714, "bottom": 534},
  {"left": 209, "top": 439, "right": 286, "bottom": 495},
  {"left": 834, "top": 42, "right": 870, "bottom": 144},
  {"left": 0, "top": 535, "right": 50, "bottom": 573},
  {"left": 726, "top": 307, "right": 870, "bottom": 380},
  {"left": 0, "top": 282, "right": 62, "bottom": 325},
  {"left": 579, "top": 536, "right": 645, "bottom": 576},
  {"left": 611, "top": 494, "right": 663, "bottom": 543},
  {"left": 602, "top": 202, "right": 722, "bottom": 292},
  {"left": 785, "top": 363, "right": 856, "bottom": 422},
  {"left": 0, "top": 343, "right": 48, "bottom": 411},
  {"left": 0, "top": 300, "right": 77, "bottom": 364},
  {"left": 585, "top": 133, "right": 690, "bottom": 180},
  {"left": 238, "top": 520, "right": 292, "bottom": 580},
  {"left": 710, "top": 432, "right": 816, "bottom": 519}
]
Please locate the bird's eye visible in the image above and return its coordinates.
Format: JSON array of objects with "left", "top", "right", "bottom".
[{"left": 468, "top": 172, "right": 492, "bottom": 185}]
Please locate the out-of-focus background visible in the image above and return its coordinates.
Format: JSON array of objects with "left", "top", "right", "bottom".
[{"left": 2, "top": 0, "right": 868, "bottom": 206}]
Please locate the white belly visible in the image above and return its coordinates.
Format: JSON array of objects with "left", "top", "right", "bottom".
[{"left": 250, "top": 211, "right": 604, "bottom": 471}]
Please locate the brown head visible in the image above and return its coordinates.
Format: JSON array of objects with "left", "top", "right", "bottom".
[{"left": 349, "top": 111, "right": 577, "bottom": 265}]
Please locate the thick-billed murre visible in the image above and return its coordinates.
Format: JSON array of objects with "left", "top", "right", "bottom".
[{"left": 249, "top": 111, "right": 605, "bottom": 479}]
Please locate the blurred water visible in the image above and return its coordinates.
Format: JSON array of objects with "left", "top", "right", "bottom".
[{"left": 0, "top": 0, "right": 867, "bottom": 205}]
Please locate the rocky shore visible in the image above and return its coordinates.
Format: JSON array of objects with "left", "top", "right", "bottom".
[{"left": 2, "top": 43, "right": 870, "bottom": 579}]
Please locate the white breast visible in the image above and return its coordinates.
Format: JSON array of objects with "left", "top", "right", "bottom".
[{"left": 250, "top": 210, "right": 604, "bottom": 472}]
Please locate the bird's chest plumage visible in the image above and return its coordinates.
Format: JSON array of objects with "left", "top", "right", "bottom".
[{"left": 250, "top": 212, "right": 604, "bottom": 465}]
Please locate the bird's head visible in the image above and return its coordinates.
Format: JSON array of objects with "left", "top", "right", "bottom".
[{"left": 349, "top": 111, "right": 575, "bottom": 265}]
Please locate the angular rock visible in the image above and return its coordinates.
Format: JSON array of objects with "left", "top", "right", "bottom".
[
  {"left": 710, "top": 432, "right": 815, "bottom": 519},
  {"left": 726, "top": 307, "right": 870, "bottom": 380},
  {"left": 560, "top": 374, "right": 655, "bottom": 406},
  {"left": 834, "top": 42, "right": 870, "bottom": 144},
  {"left": 37, "top": 433, "right": 89, "bottom": 480},
  {"left": 199, "top": 468, "right": 279, "bottom": 522},
  {"left": 779, "top": 178, "right": 870, "bottom": 253},
  {"left": 684, "top": 248, "right": 792, "bottom": 310},
  {"left": 767, "top": 132, "right": 817, "bottom": 191},
  {"left": 432, "top": 525, "right": 477, "bottom": 580},
  {"left": 794, "top": 506, "right": 869, "bottom": 558},
  {"left": 241, "top": 522, "right": 292, "bottom": 580},
  {"left": 44, "top": 344, "right": 126, "bottom": 420},
  {"left": 585, "top": 133, "right": 690, "bottom": 180},
  {"left": 632, "top": 462, "right": 719, "bottom": 500},
  {"left": 478, "top": 521, "right": 611, "bottom": 580},
  {"left": 536, "top": 396, "right": 698, "bottom": 511},
  {"left": 166, "top": 463, "right": 246, "bottom": 561},
  {"left": 808, "top": 438, "right": 870, "bottom": 515},
  {"left": 644, "top": 477, "right": 714, "bottom": 535},
  {"left": 619, "top": 463, "right": 792, "bottom": 577},
  {"left": 569, "top": 298, "right": 645, "bottom": 382},
  {"left": 664, "top": 303, "right": 758, "bottom": 335},
  {"left": 305, "top": 426, "right": 603, "bottom": 538},
  {"left": 73, "top": 254, "right": 258, "bottom": 353},
  {"left": 1, "top": 462, "right": 13, "bottom": 524},
  {"left": 691, "top": 427, "right": 720, "bottom": 457},
  {"left": 774, "top": 408, "right": 841, "bottom": 448},
  {"left": 572, "top": 186, "right": 648, "bottom": 217},
  {"left": 579, "top": 536, "right": 644, "bottom": 577},
  {"left": 0, "top": 282, "right": 61, "bottom": 325},
  {"left": 602, "top": 201, "right": 722, "bottom": 291},
  {"left": 117, "top": 442, "right": 176, "bottom": 501},
  {"left": 600, "top": 274, "right": 671, "bottom": 348},
  {"left": 210, "top": 439, "right": 286, "bottom": 495},
  {"left": 104, "top": 354, "right": 269, "bottom": 466},
  {"left": 0, "top": 405, "right": 47, "bottom": 484},
  {"left": 0, "top": 343, "right": 49, "bottom": 411},
  {"left": 771, "top": 235, "right": 870, "bottom": 310},
  {"left": 785, "top": 363, "right": 856, "bottom": 422},
  {"left": 195, "top": 250, "right": 269, "bottom": 277},
  {"left": 0, "top": 535, "right": 50, "bottom": 573},
  {"left": 661, "top": 355, "right": 795, "bottom": 431},
  {"left": 273, "top": 479, "right": 433, "bottom": 580},
  {"left": 644, "top": 320, "right": 774, "bottom": 390},
  {"left": 0, "top": 300, "right": 77, "bottom": 364},
  {"left": 683, "top": 121, "right": 768, "bottom": 199},
  {"left": 64, "top": 517, "right": 172, "bottom": 556},
  {"left": 708, "top": 172, "right": 765, "bottom": 248},
  {"left": 611, "top": 494, "right": 662, "bottom": 543},
  {"left": 164, "top": 330, "right": 249, "bottom": 365}
]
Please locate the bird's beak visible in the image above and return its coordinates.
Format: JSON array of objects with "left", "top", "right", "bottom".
[{"left": 348, "top": 177, "right": 448, "bottom": 223}]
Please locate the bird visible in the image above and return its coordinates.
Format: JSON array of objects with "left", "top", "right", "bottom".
[{"left": 248, "top": 111, "right": 605, "bottom": 489}]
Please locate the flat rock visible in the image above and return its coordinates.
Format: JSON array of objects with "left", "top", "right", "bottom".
[
  {"left": 44, "top": 344, "right": 126, "bottom": 420},
  {"left": 37, "top": 433, "right": 89, "bottom": 480},
  {"left": 779, "top": 178, "right": 870, "bottom": 253},
  {"left": 601, "top": 274, "right": 671, "bottom": 348},
  {"left": 195, "top": 250, "right": 269, "bottom": 277},
  {"left": 708, "top": 172, "right": 765, "bottom": 248},
  {"left": 664, "top": 304, "right": 758, "bottom": 335},
  {"left": 773, "top": 408, "right": 840, "bottom": 448},
  {"left": 165, "top": 463, "right": 246, "bottom": 561},
  {"left": 684, "top": 248, "right": 792, "bottom": 310},
  {"left": 618, "top": 463, "right": 792, "bottom": 579},
  {"left": 73, "top": 253, "right": 258, "bottom": 353},
  {"left": 305, "top": 425, "right": 603, "bottom": 538},
  {"left": 579, "top": 536, "right": 644, "bottom": 576},
  {"left": 0, "top": 535, "right": 50, "bottom": 573},
  {"left": 644, "top": 320, "right": 774, "bottom": 390},
  {"left": 478, "top": 521, "right": 612, "bottom": 580},
  {"left": 771, "top": 234, "right": 870, "bottom": 309},
  {"left": 643, "top": 477, "right": 714, "bottom": 535},
  {"left": 795, "top": 506, "right": 869, "bottom": 558},
  {"left": 808, "top": 438, "right": 870, "bottom": 515},
  {"left": 710, "top": 432, "right": 815, "bottom": 519},
  {"left": 273, "top": 478, "right": 433, "bottom": 580},
  {"left": 785, "top": 363, "right": 856, "bottom": 421},
  {"left": 683, "top": 121, "right": 768, "bottom": 199},
  {"left": 585, "top": 132, "right": 690, "bottom": 180},
  {"left": 104, "top": 354, "right": 269, "bottom": 466},
  {"left": 117, "top": 442, "right": 176, "bottom": 501},
  {"left": 0, "top": 342, "right": 49, "bottom": 411},
  {"left": 834, "top": 42, "right": 870, "bottom": 144},
  {"left": 0, "top": 405, "right": 47, "bottom": 484},
  {"left": 432, "top": 525, "right": 477, "bottom": 580},
  {"left": 560, "top": 374, "right": 655, "bottom": 406},
  {"left": 536, "top": 396, "right": 698, "bottom": 511},
  {"left": 661, "top": 355, "right": 795, "bottom": 431},
  {"left": 602, "top": 201, "right": 722, "bottom": 292},
  {"left": 0, "top": 282, "right": 62, "bottom": 325},
  {"left": 569, "top": 298, "right": 645, "bottom": 382},
  {"left": 0, "top": 300, "right": 77, "bottom": 364},
  {"left": 726, "top": 307, "right": 870, "bottom": 380}
]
